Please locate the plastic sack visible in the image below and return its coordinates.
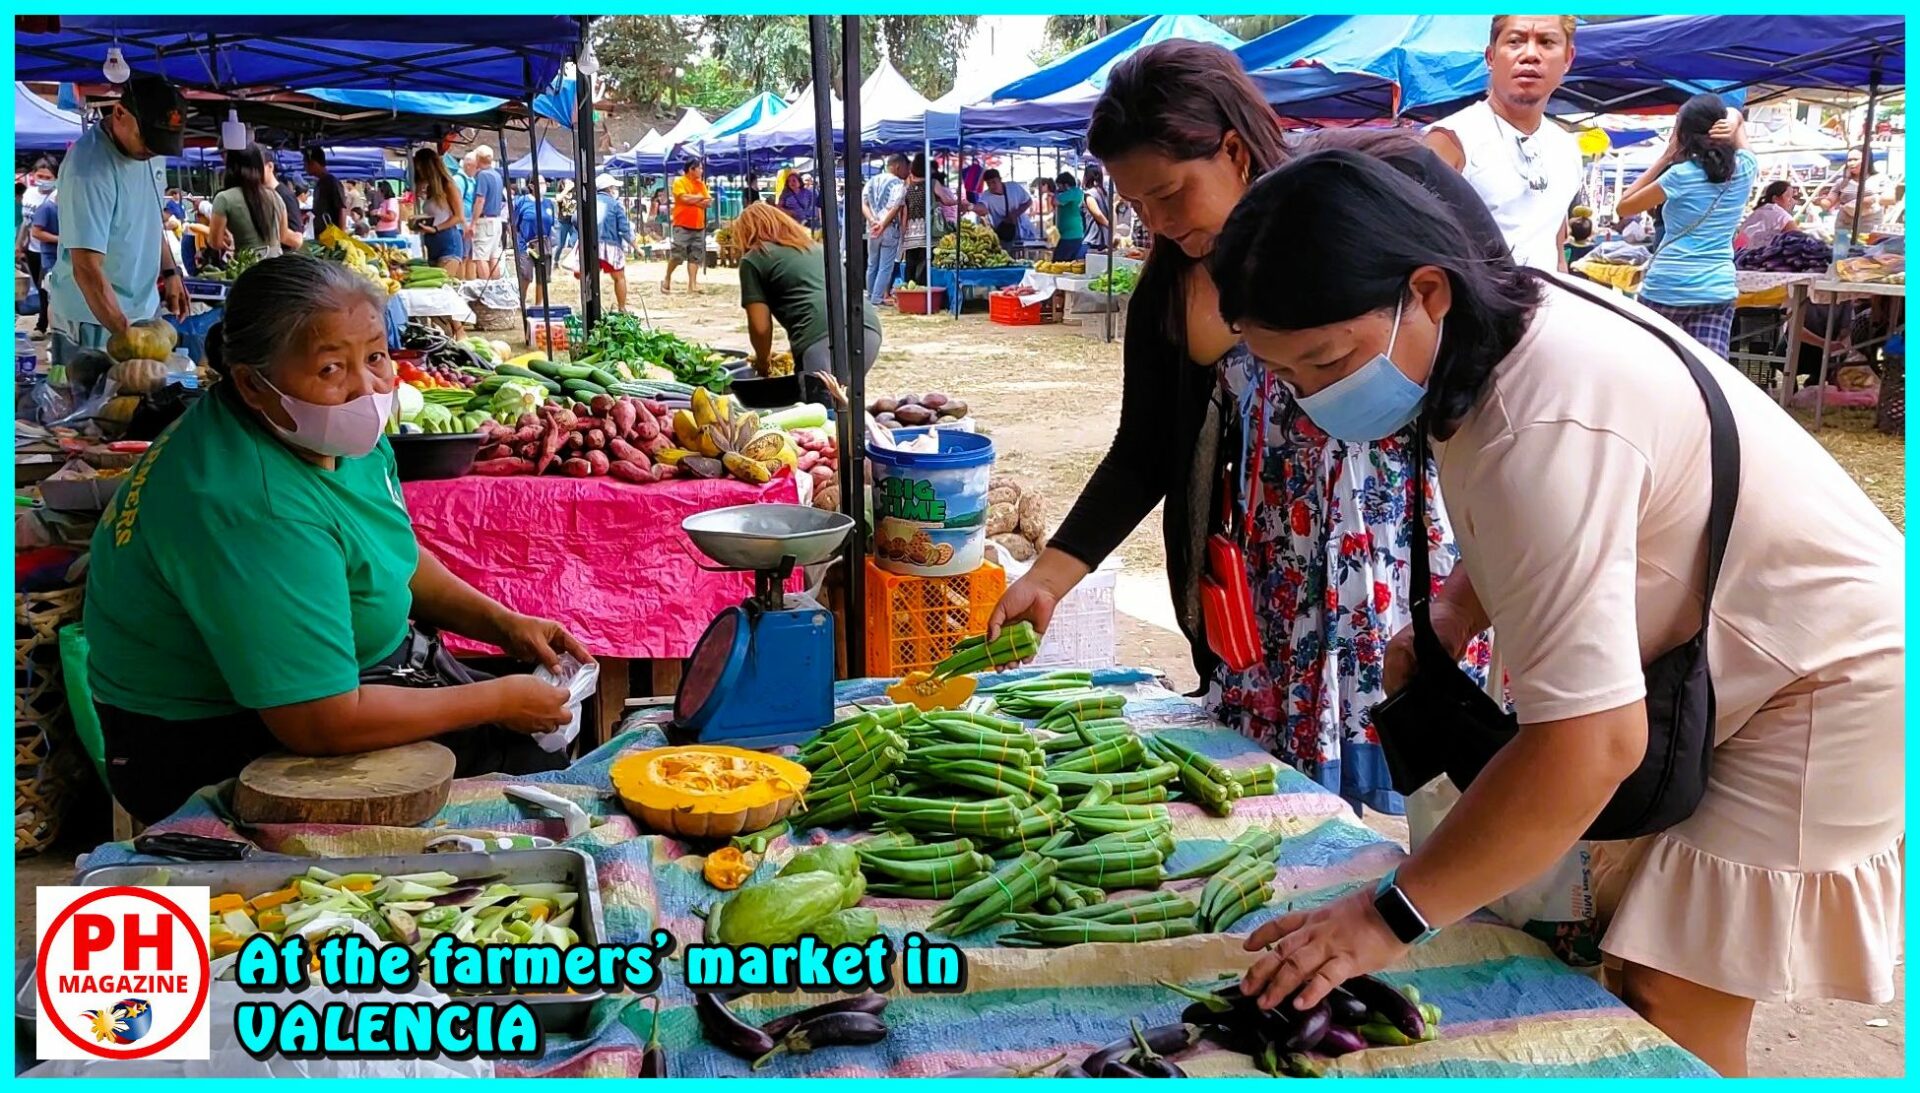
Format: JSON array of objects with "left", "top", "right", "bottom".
[
  {"left": 532, "top": 653, "right": 599, "bottom": 754},
  {"left": 23, "top": 978, "right": 495, "bottom": 1078}
]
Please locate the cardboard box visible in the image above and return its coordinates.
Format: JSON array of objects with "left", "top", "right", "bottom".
[{"left": 39, "top": 456, "right": 130, "bottom": 512}]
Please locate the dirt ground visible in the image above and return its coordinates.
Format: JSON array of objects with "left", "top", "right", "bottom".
[{"left": 15, "top": 259, "right": 1903, "bottom": 1075}]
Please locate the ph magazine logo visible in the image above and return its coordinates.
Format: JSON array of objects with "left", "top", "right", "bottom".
[{"left": 36, "top": 885, "right": 212, "bottom": 1060}]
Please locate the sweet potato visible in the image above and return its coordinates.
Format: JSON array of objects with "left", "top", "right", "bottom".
[
  {"left": 609, "top": 460, "right": 652, "bottom": 485},
  {"left": 568, "top": 430, "right": 585, "bottom": 450},
  {"left": 650, "top": 463, "right": 681, "bottom": 481},
  {"left": 986, "top": 501, "right": 1018, "bottom": 537},
  {"left": 992, "top": 532, "right": 1036, "bottom": 562},
  {"left": 814, "top": 484, "right": 841, "bottom": 510},
  {"left": 797, "top": 450, "right": 820, "bottom": 472},
  {"left": 534, "top": 417, "right": 568, "bottom": 475},
  {"left": 641, "top": 434, "right": 673, "bottom": 457},
  {"left": 639, "top": 398, "right": 668, "bottom": 418},
  {"left": 585, "top": 450, "right": 611, "bottom": 476},
  {"left": 633, "top": 414, "right": 661, "bottom": 442},
  {"left": 511, "top": 424, "right": 541, "bottom": 445},
  {"left": 571, "top": 417, "right": 606, "bottom": 432},
  {"left": 590, "top": 393, "right": 616, "bottom": 417},
  {"left": 562, "top": 457, "right": 593, "bottom": 478},
  {"left": 571, "top": 401, "right": 592, "bottom": 417},
  {"left": 1017, "top": 492, "right": 1047, "bottom": 540},
  {"left": 472, "top": 457, "right": 534, "bottom": 476},
  {"left": 478, "top": 443, "right": 513, "bottom": 461},
  {"left": 517, "top": 413, "right": 538, "bottom": 429},
  {"left": 587, "top": 428, "right": 607, "bottom": 450},
  {"left": 809, "top": 466, "right": 836, "bottom": 491},
  {"left": 609, "top": 398, "right": 638, "bottom": 437},
  {"left": 608, "top": 438, "right": 649, "bottom": 466}
]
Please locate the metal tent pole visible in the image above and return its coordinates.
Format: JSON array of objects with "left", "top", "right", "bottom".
[
  {"left": 810, "top": 15, "right": 864, "bottom": 679},
  {"left": 528, "top": 118, "right": 554, "bottom": 361},
  {"left": 1842, "top": 74, "right": 1881, "bottom": 259},
  {"left": 841, "top": 15, "right": 869, "bottom": 678},
  {"left": 574, "top": 17, "right": 602, "bottom": 330}
]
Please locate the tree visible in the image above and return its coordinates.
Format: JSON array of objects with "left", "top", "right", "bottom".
[
  {"left": 1035, "top": 15, "right": 1302, "bottom": 61},
  {"left": 677, "top": 56, "right": 753, "bottom": 115},
  {"left": 592, "top": 16, "right": 699, "bottom": 108},
  {"left": 703, "top": 16, "right": 978, "bottom": 101}
]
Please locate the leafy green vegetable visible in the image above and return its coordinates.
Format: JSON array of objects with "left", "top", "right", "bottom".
[{"left": 565, "top": 312, "right": 734, "bottom": 391}]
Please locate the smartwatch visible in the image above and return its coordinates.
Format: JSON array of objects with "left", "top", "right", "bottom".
[
  {"left": 1372, "top": 868, "right": 1439, "bottom": 946},
  {"left": 161, "top": 267, "right": 182, "bottom": 280}
]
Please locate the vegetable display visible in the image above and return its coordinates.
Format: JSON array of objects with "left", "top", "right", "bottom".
[
  {"left": 202, "top": 864, "right": 582, "bottom": 966},
  {"left": 1161, "top": 973, "right": 1442, "bottom": 1072},
  {"left": 565, "top": 312, "right": 736, "bottom": 392},
  {"left": 984, "top": 474, "right": 1050, "bottom": 563},
  {"left": 695, "top": 991, "right": 893, "bottom": 1071},
  {"left": 310, "top": 226, "right": 402, "bottom": 294},
  {"left": 1088, "top": 267, "right": 1138, "bottom": 294},
  {"left": 869, "top": 391, "right": 969, "bottom": 431}
]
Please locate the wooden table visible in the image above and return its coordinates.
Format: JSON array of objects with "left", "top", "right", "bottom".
[{"left": 1807, "top": 278, "right": 1906, "bottom": 428}]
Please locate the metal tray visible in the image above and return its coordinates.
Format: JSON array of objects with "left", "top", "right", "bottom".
[{"left": 75, "top": 847, "right": 607, "bottom": 1033}]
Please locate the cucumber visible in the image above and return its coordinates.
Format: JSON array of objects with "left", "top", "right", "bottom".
[
  {"left": 524, "top": 360, "right": 566, "bottom": 380},
  {"left": 587, "top": 367, "right": 621, "bottom": 389},
  {"left": 496, "top": 363, "right": 546, "bottom": 380},
  {"left": 562, "top": 378, "right": 609, "bottom": 397},
  {"left": 464, "top": 393, "right": 492, "bottom": 412},
  {"left": 555, "top": 363, "right": 595, "bottom": 381},
  {"left": 474, "top": 375, "right": 508, "bottom": 394}
]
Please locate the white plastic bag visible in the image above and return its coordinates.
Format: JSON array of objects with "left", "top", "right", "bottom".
[{"left": 531, "top": 653, "right": 599, "bottom": 754}]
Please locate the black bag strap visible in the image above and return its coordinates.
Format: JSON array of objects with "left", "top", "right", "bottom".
[{"left": 1409, "top": 272, "right": 1740, "bottom": 648}]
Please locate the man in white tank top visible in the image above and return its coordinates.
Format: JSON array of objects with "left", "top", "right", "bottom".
[{"left": 1427, "top": 15, "right": 1583, "bottom": 271}]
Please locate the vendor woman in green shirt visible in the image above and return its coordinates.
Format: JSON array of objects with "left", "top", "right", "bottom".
[
  {"left": 1051, "top": 171, "right": 1087, "bottom": 262},
  {"left": 83, "top": 254, "right": 590, "bottom": 824},
  {"left": 734, "top": 203, "right": 881, "bottom": 375}
]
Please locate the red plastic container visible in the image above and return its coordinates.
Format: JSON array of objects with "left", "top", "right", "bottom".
[{"left": 895, "top": 286, "right": 948, "bottom": 315}]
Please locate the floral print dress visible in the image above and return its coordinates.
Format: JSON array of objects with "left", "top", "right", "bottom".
[{"left": 1209, "top": 346, "right": 1491, "bottom": 815}]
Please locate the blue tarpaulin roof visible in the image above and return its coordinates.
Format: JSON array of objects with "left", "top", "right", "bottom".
[
  {"left": 169, "top": 145, "right": 394, "bottom": 180},
  {"left": 532, "top": 71, "right": 576, "bottom": 131},
  {"left": 671, "top": 93, "right": 787, "bottom": 173},
  {"left": 612, "top": 106, "right": 714, "bottom": 175},
  {"left": 508, "top": 139, "right": 575, "bottom": 180},
  {"left": 15, "top": 16, "right": 576, "bottom": 99},
  {"left": 1234, "top": 15, "right": 1489, "bottom": 117},
  {"left": 16, "top": 82, "right": 82, "bottom": 151},
  {"left": 988, "top": 15, "right": 1242, "bottom": 102},
  {"left": 1570, "top": 15, "right": 1904, "bottom": 103},
  {"left": 298, "top": 88, "right": 510, "bottom": 117}
]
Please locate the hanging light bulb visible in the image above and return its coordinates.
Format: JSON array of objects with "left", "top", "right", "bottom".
[
  {"left": 575, "top": 40, "right": 599, "bottom": 78},
  {"left": 102, "top": 45, "right": 130, "bottom": 84},
  {"left": 221, "top": 107, "right": 247, "bottom": 151}
]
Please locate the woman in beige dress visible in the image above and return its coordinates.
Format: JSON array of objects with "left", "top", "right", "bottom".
[{"left": 1212, "top": 150, "right": 1902, "bottom": 1076}]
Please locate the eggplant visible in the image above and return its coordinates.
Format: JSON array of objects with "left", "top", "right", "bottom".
[
  {"left": 639, "top": 994, "right": 668, "bottom": 1077},
  {"left": 760, "top": 993, "right": 889, "bottom": 1039},
  {"left": 1083, "top": 1023, "right": 1200, "bottom": 1074},
  {"left": 380, "top": 907, "right": 420, "bottom": 945},
  {"left": 1136, "top": 1056, "right": 1187, "bottom": 1077},
  {"left": 754, "top": 1011, "right": 890, "bottom": 1070},
  {"left": 1316, "top": 1026, "right": 1367, "bottom": 1057},
  {"left": 1180, "top": 1002, "right": 1220, "bottom": 1027},
  {"left": 1273, "top": 1000, "right": 1331, "bottom": 1053},
  {"left": 1340, "top": 975, "right": 1426, "bottom": 1041},
  {"left": 695, "top": 992, "right": 776, "bottom": 1061},
  {"left": 1100, "top": 1060, "right": 1148, "bottom": 1078},
  {"left": 1325, "top": 986, "right": 1370, "bottom": 1027}
]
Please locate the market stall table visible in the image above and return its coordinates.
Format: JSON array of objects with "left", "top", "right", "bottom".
[
  {"left": 1807, "top": 278, "right": 1905, "bottom": 428},
  {"left": 925, "top": 266, "right": 1029, "bottom": 317},
  {"left": 398, "top": 284, "right": 477, "bottom": 326},
  {"left": 403, "top": 472, "right": 802, "bottom": 742},
  {"left": 82, "top": 668, "right": 1712, "bottom": 1079}
]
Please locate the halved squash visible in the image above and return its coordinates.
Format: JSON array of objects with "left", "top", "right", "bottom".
[{"left": 611, "top": 745, "right": 810, "bottom": 838}]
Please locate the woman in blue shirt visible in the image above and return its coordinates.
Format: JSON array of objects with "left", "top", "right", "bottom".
[{"left": 1616, "top": 95, "right": 1757, "bottom": 358}]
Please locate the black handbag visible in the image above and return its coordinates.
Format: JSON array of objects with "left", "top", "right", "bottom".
[
  {"left": 359, "top": 625, "right": 495, "bottom": 689},
  {"left": 1370, "top": 273, "right": 1741, "bottom": 841}
]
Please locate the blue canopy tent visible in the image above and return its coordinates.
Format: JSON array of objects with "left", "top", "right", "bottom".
[
  {"left": 1233, "top": 15, "right": 1487, "bottom": 119},
  {"left": 15, "top": 81, "right": 82, "bottom": 151},
  {"left": 1566, "top": 15, "right": 1903, "bottom": 111},
  {"left": 615, "top": 107, "right": 711, "bottom": 176},
  {"left": 170, "top": 145, "right": 393, "bottom": 180},
  {"left": 14, "top": 17, "right": 576, "bottom": 100},
  {"left": 987, "top": 15, "right": 1242, "bottom": 102},
  {"left": 532, "top": 71, "right": 576, "bottom": 131},
  {"left": 737, "top": 85, "right": 843, "bottom": 163},
  {"left": 508, "top": 138, "right": 575, "bottom": 181},
  {"left": 669, "top": 93, "right": 786, "bottom": 176}
]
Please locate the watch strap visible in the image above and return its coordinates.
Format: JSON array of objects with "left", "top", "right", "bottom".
[{"left": 1373, "top": 868, "right": 1439, "bottom": 945}]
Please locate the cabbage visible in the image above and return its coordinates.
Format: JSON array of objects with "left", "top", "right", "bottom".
[
  {"left": 491, "top": 379, "right": 547, "bottom": 421},
  {"left": 394, "top": 381, "right": 425, "bottom": 423}
]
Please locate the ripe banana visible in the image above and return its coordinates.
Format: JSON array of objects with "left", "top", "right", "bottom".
[
  {"left": 672, "top": 409, "right": 702, "bottom": 449},
  {"left": 723, "top": 452, "right": 772, "bottom": 484}
]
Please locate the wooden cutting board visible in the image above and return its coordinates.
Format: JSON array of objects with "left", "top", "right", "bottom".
[{"left": 232, "top": 742, "right": 456, "bottom": 826}]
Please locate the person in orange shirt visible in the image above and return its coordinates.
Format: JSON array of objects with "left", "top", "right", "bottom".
[{"left": 662, "top": 158, "right": 711, "bottom": 294}]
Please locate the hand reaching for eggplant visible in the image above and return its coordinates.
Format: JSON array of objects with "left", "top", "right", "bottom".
[{"left": 1240, "top": 886, "right": 1412, "bottom": 1012}]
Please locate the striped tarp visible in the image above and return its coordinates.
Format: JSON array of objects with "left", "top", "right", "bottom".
[{"left": 82, "top": 668, "right": 1709, "bottom": 1078}]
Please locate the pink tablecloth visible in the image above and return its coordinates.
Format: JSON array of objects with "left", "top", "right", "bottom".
[{"left": 404, "top": 474, "right": 801, "bottom": 660}]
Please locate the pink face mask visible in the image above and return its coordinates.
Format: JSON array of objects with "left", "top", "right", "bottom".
[{"left": 257, "top": 373, "right": 395, "bottom": 459}]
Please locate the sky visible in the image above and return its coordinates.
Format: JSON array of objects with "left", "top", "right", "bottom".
[{"left": 958, "top": 16, "right": 1050, "bottom": 75}]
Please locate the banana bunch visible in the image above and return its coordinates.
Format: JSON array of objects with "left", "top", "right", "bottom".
[
  {"left": 664, "top": 389, "right": 794, "bottom": 484},
  {"left": 1033, "top": 260, "right": 1085, "bottom": 275}
]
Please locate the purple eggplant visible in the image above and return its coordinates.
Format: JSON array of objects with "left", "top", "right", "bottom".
[
  {"left": 1316, "top": 1026, "right": 1367, "bottom": 1057},
  {"left": 695, "top": 992, "right": 776, "bottom": 1061},
  {"left": 1083, "top": 1023, "right": 1200, "bottom": 1074},
  {"left": 760, "top": 993, "right": 890, "bottom": 1039},
  {"left": 639, "top": 994, "right": 668, "bottom": 1077},
  {"left": 754, "top": 1010, "right": 890, "bottom": 1070},
  {"left": 1340, "top": 975, "right": 1425, "bottom": 1041},
  {"left": 1136, "top": 1056, "right": 1187, "bottom": 1077},
  {"left": 1325, "top": 986, "right": 1370, "bottom": 1027},
  {"left": 1100, "top": 1059, "right": 1149, "bottom": 1078},
  {"left": 1272, "top": 1000, "right": 1331, "bottom": 1053}
]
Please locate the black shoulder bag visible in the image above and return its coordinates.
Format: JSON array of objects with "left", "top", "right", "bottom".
[{"left": 1369, "top": 273, "right": 1740, "bottom": 841}]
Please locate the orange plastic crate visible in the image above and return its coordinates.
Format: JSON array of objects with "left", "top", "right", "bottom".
[
  {"left": 862, "top": 559, "right": 1007, "bottom": 678},
  {"left": 988, "top": 289, "right": 1059, "bottom": 326}
]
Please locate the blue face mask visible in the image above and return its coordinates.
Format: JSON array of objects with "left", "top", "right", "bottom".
[{"left": 1294, "top": 295, "right": 1437, "bottom": 442}]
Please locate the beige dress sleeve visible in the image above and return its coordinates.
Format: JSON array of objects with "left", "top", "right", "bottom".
[{"left": 1456, "top": 420, "right": 1653, "bottom": 725}]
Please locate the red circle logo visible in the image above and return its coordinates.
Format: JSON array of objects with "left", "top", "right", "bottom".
[{"left": 38, "top": 886, "right": 211, "bottom": 1059}]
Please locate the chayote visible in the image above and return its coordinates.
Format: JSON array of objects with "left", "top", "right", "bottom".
[
  {"left": 715, "top": 871, "right": 848, "bottom": 947},
  {"left": 778, "top": 844, "right": 860, "bottom": 882},
  {"left": 809, "top": 908, "right": 880, "bottom": 946}
]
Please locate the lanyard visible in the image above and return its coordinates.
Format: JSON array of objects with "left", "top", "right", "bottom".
[{"left": 1216, "top": 363, "right": 1268, "bottom": 539}]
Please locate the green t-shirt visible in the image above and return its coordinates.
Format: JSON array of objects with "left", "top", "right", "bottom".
[
  {"left": 211, "top": 187, "right": 285, "bottom": 257},
  {"left": 1054, "top": 187, "right": 1086, "bottom": 242},
  {"left": 83, "top": 390, "right": 419, "bottom": 719},
  {"left": 739, "top": 243, "right": 882, "bottom": 356}
]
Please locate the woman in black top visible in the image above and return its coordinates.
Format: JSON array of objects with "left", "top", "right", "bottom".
[{"left": 986, "top": 40, "right": 1507, "bottom": 813}]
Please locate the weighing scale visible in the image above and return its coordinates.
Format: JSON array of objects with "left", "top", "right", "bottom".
[{"left": 673, "top": 504, "right": 854, "bottom": 749}]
